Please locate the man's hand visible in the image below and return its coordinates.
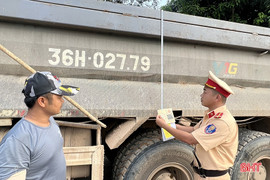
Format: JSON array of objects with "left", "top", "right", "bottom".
[
  {"left": 156, "top": 115, "right": 167, "bottom": 128},
  {"left": 156, "top": 115, "right": 198, "bottom": 145}
]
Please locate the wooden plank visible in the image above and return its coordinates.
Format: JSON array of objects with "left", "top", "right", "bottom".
[
  {"left": 91, "top": 145, "right": 104, "bottom": 180},
  {"left": 57, "top": 120, "right": 101, "bottom": 130},
  {"left": 64, "top": 145, "right": 104, "bottom": 180},
  {"left": 64, "top": 146, "right": 96, "bottom": 166},
  {"left": 0, "top": 119, "right": 12, "bottom": 126},
  {"left": 61, "top": 127, "right": 92, "bottom": 178},
  {"left": 96, "top": 127, "right": 101, "bottom": 145}
]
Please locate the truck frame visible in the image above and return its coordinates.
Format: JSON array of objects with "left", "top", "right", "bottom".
[{"left": 0, "top": 0, "right": 270, "bottom": 179}]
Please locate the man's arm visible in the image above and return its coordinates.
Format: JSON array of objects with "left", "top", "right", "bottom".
[
  {"left": 7, "top": 169, "right": 26, "bottom": 180},
  {"left": 156, "top": 115, "right": 198, "bottom": 145},
  {"left": 176, "top": 124, "right": 194, "bottom": 133},
  {"left": 0, "top": 137, "right": 30, "bottom": 179}
]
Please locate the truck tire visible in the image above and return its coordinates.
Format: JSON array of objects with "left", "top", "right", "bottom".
[
  {"left": 112, "top": 129, "right": 194, "bottom": 180},
  {"left": 231, "top": 128, "right": 270, "bottom": 180}
]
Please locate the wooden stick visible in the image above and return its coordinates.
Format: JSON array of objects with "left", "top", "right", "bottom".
[
  {"left": 0, "top": 44, "right": 106, "bottom": 128},
  {"left": 63, "top": 96, "right": 106, "bottom": 128}
]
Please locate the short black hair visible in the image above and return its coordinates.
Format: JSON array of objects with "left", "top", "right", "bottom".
[
  {"left": 210, "top": 88, "right": 227, "bottom": 103},
  {"left": 24, "top": 93, "right": 53, "bottom": 109},
  {"left": 24, "top": 96, "right": 38, "bottom": 109}
]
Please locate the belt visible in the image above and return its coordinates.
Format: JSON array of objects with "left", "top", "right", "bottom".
[
  {"left": 191, "top": 149, "right": 228, "bottom": 178},
  {"left": 192, "top": 165, "right": 228, "bottom": 178}
]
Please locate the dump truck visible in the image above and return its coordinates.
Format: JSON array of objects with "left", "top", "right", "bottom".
[{"left": 0, "top": 0, "right": 270, "bottom": 180}]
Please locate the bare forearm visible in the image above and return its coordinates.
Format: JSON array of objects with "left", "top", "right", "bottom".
[
  {"left": 156, "top": 115, "right": 197, "bottom": 145},
  {"left": 163, "top": 124, "right": 197, "bottom": 145},
  {"left": 176, "top": 124, "right": 194, "bottom": 133}
]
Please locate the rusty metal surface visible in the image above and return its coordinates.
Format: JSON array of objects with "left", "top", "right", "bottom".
[
  {"left": 0, "top": 74, "right": 270, "bottom": 118},
  {"left": 0, "top": 0, "right": 270, "bottom": 50},
  {"left": 0, "top": 22, "right": 269, "bottom": 87},
  {"left": 0, "top": 0, "right": 270, "bottom": 118}
]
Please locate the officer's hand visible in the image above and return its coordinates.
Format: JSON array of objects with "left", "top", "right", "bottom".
[{"left": 156, "top": 115, "right": 166, "bottom": 128}]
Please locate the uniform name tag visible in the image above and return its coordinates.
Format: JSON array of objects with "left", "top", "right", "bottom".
[{"left": 205, "top": 124, "right": 216, "bottom": 134}]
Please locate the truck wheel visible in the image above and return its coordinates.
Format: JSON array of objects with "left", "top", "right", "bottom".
[
  {"left": 231, "top": 128, "right": 270, "bottom": 180},
  {"left": 112, "top": 129, "right": 194, "bottom": 180}
]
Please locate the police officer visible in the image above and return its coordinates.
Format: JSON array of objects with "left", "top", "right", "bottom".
[{"left": 156, "top": 71, "right": 238, "bottom": 180}]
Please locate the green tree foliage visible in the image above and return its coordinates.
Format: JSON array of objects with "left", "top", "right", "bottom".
[{"left": 162, "top": 0, "right": 270, "bottom": 27}]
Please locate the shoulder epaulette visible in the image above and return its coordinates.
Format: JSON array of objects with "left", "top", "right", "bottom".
[{"left": 214, "top": 112, "right": 223, "bottom": 118}]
